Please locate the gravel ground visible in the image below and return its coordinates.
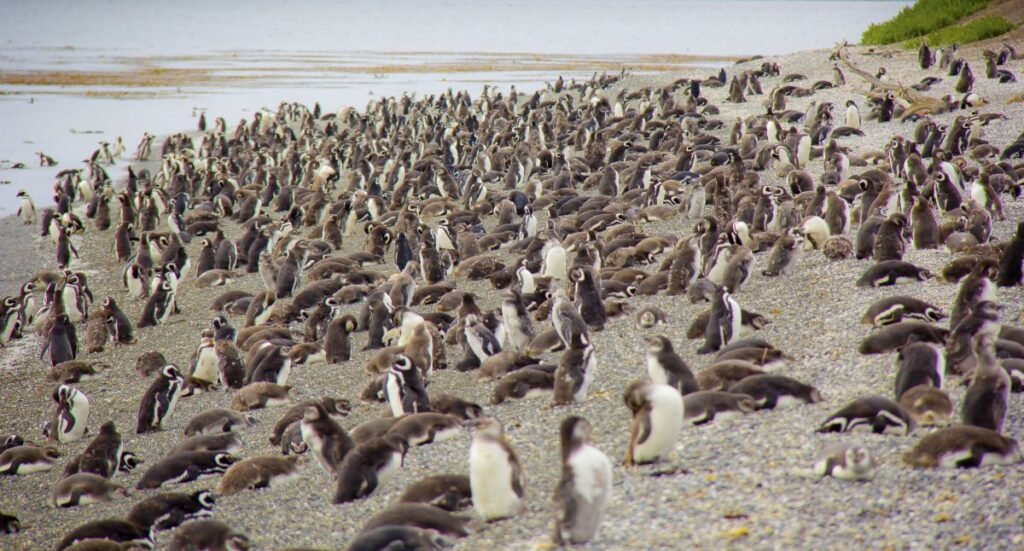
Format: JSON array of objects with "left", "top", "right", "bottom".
[{"left": 3, "top": 43, "right": 1024, "bottom": 550}]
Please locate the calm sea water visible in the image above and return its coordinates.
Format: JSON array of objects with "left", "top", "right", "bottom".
[{"left": 0, "top": 0, "right": 910, "bottom": 215}]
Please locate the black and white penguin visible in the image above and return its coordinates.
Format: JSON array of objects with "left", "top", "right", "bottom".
[
  {"left": 904, "top": 426, "right": 1021, "bottom": 468},
  {"left": 248, "top": 345, "right": 292, "bottom": 386},
  {"left": 818, "top": 396, "right": 915, "bottom": 435},
  {"left": 622, "top": 381, "right": 684, "bottom": 465},
  {"left": 334, "top": 433, "right": 408, "bottom": 503},
  {"left": 463, "top": 313, "right": 502, "bottom": 364},
  {"left": 384, "top": 354, "right": 431, "bottom": 417},
  {"left": 552, "top": 416, "right": 613, "bottom": 545},
  {"left": 855, "top": 260, "right": 932, "bottom": 287},
  {"left": 136, "top": 365, "right": 184, "bottom": 434},
  {"left": 128, "top": 489, "right": 216, "bottom": 532},
  {"left": 697, "top": 285, "right": 741, "bottom": 354},
  {"left": 813, "top": 444, "right": 876, "bottom": 481},
  {"left": 215, "top": 455, "right": 300, "bottom": 496},
  {"left": 137, "top": 279, "right": 174, "bottom": 328},
  {"left": 645, "top": 336, "right": 699, "bottom": 395},
  {"left": 552, "top": 344, "right": 598, "bottom": 405},
  {"left": 727, "top": 374, "right": 821, "bottom": 409},
  {"left": 136, "top": 451, "right": 236, "bottom": 489},
  {"left": 469, "top": 417, "right": 525, "bottom": 521},
  {"left": 0, "top": 445, "right": 60, "bottom": 474},
  {"left": 16, "top": 189, "right": 36, "bottom": 225},
  {"left": 300, "top": 402, "right": 355, "bottom": 474},
  {"left": 49, "top": 384, "right": 91, "bottom": 443},
  {"left": 861, "top": 295, "right": 945, "bottom": 327},
  {"left": 50, "top": 472, "right": 129, "bottom": 508}
]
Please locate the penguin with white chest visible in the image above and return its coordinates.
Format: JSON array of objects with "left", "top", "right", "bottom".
[
  {"left": 470, "top": 417, "right": 525, "bottom": 521},
  {"left": 334, "top": 433, "right": 408, "bottom": 503},
  {"left": 697, "top": 285, "right": 741, "bottom": 354},
  {"left": 136, "top": 365, "right": 184, "bottom": 434},
  {"left": 300, "top": 402, "right": 355, "bottom": 474},
  {"left": 188, "top": 331, "right": 219, "bottom": 388},
  {"left": 552, "top": 416, "right": 612, "bottom": 545},
  {"left": 622, "top": 381, "right": 684, "bottom": 466},
  {"left": 646, "top": 336, "right": 699, "bottom": 395},
  {"left": 384, "top": 354, "right": 431, "bottom": 417},
  {"left": 48, "top": 385, "right": 90, "bottom": 443},
  {"left": 553, "top": 344, "right": 598, "bottom": 406},
  {"left": 0, "top": 445, "right": 60, "bottom": 475}
]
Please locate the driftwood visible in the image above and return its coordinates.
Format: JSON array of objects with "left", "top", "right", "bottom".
[{"left": 832, "top": 42, "right": 953, "bottom": 119}]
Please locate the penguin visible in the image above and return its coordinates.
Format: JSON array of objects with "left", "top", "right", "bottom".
[
  {"left": 800, "top": 217, "right": 829, "bottom": 250},
  {"left": 395, "top": 232, "right": 414, "bottom": 271},
  {"left": 55, "top": 226, "right": 79, "bottom": 269},
  {"left": 872, "top": 213, "right": 908, "bottom": 261},
  {"left": 269, "top": 397, "right": 350, "bottom": 446},
  {"left": 187, "top": 331, "right": 219, "bottom": 388},
  {"left": 50, "top": 473, "right": 129, "bottom": 508},
  {"left": 697, "top": 285, "right": 741, "bottom": 354},
  {"left": 137, "top": 279, "right": 174, "bottom": 328},
  {"left": 136, "top": 451, "right": 236, "bottom": 489},
  {"left": 635, "top": 306, "right": 668, "bottom": 329},
  {"left": 862, "top": 295, "right": 945, "bottom": 327},
  {"left": 858, "top": 321, "right": 947, "bottom": 354},
  {"left": 42, "top": 313, "right": 78, "bottom": 368},
  {"left": 347, "top": 526, "right": 453, "bottom": 551},
  {"left": 856, "top": 260, "right": 932, "bottom": 287},
  {"left": 623, "top": 381, "right": 683, "bottom": 466},
  {"left": 136, "top": 365, "right": 184, "bottom": 433},
  {"left": 682, "top": 391, "right": 756, "bottom": 425},
  {"left": 552, "top": 416, "right": 613, "bottom": 546},
  {"left": 128, "top": 490, "right": 216, "bottom": 532},
  {"left": 469, "top": 417, "right": 526, "bottom": 521},
  {"left": 184, "top": 408, "right": 255, "bottom": 436},
  {"left": 243, "top": 290, "right": 275, "bottom": 328},
  {"left": 215, "top": 455, "right": 300, "bottom": 496},
  {"left": 961, "top": 334, "right": 1010, "bottom": 432},
  {"left": 399, "top": 473, "right": 473, "bottom": 512},
  {"left": 645, "top": 336, "right": 698, "bottom": 395},
  {"left": 0, "top": 512, "right": 19, "bottom": 534},
  {"left": 47, "top": 360, "right": 108, "bottom": 384},
  {"left": 102, "top": 297, "right": 135, "bottom": 344},
  {"left": 334, "top": 433, "right": 408, "bottom": 503},
  {"left": 56, "top": 519, "right": 154, "bottom": 551},
  {"left": 230, "top": 382, "right": 292, "bottom": 411},
  {"left": 123, "top": 263, "right": 150, "bottom": 300},
  {"left": 904, "top": 426, "right": 1021, "bottom": 468},
  {"left": 904, "top": 386, "right": 957, "bottom": 427},
  {"left": 997, "top": 221, "right": 1024, "bottom": 287},
  {"left": 387, "top": 413, "right": 463, "bottom": 446},
  {"left": 325, "top": 314, "right": 357, "bottom": 363},
  {"left": 0, "top": 445, "right": 60, "bottom": 474},
  {"left": 359, "top": 502, "right": 471, "bottom": 539},
  {"left": 430, "top": 394, "right": 483, "bottom": 421},
  {"left": 389, "top": 261, "right": 419, "bottom": 307},
  {"left": 168, "top": 519, "right": 249, "bottom": 551},
  {"left": 462, "top": 313, "right": 502, "bottom": 364},
  {"left": 721, "top": 246, "right": 754, "bottom": 292},
  {"left": 817, "top": 396, "right": 915, "bottom": 434},
  {"left": 727, "top": 374, "right": 821, "bottom": 409},
  {"left": 761, "top": 232, "right": 800, "bottom": 276},
  {"left": 301, "top": 402, "right": 355, "bottom": 474},
  {"left": 67, "top": 420, "right": 122, "bottom": 479},
  {"left": 490, "top": 368, "right": 555, "bottom": 404},
  {"left": 895, "top": 342, "right": 945, "bottom": 398},
  {"left": 49, "top": 384, "right": 91, "bottom": 443},
  {"left": 248, "top": 344, "right": 292, "bottom": 386},
  {"left": 550, "top": 287, "right": 590, "bottom": 349},
  {"left": 170, "top": 432, "right": 244, "bottom": 455},
  {"left": 16, "top": 190, "right": 36, "bottom": 224},
  {"left": 844, "top": 100, "right": 861, "bottom": 129},
  {"left": 501, "top": 290, "right": 534, "bottom": 352},
  {"left": 552, "top": 344, "right": 598, "bottom": 405},
  {"left": 570, "top": 265, "right": 606, "bottom": 331},
  {"left": 813, "top": 444, "right": 876, "bottom": 481},
  {"left": 384, "top": 353, "right": 431, "bottom": 417}
]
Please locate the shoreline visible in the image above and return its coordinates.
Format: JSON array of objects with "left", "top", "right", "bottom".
[{"left": 2, "top": 41, "right": 1024, "bottom": 549}]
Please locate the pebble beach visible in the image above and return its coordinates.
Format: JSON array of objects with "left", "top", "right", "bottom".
[{"left": 2, "top": 39, "right": 1024, "bottom": 551}]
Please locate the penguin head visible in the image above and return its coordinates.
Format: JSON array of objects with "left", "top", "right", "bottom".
[
  {"left": 471, "top": 416, "right": 503, "bottom": 438},
  {"left": 302, "top": 404, "right": 325, "bottom": 423},
  {"left": 646, "top": 335, "right": 672, "bottom": 354},
  {"left": 845, "top": 446, "right": 873, "bottom": 471},
  {"left": 560, "top": 415, "right": 593, "bottom": 453},
  {"left": 391, "top": 354, "right": 414, "bottom": 373},
  {"left": 161, "top": 364, "right": 183, "bottom": 381},
  {"left": 213, "top": 453, "right": 238, "bottom": 469},
  {"left": 118, "top": 452, "right": 142, "bottom": 472},
  {"left": 193, "top": 489, "right": 216, "bottom": 510}
]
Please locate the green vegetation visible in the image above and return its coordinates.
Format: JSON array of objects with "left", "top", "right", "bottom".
[
  {"left": 905, "top": 15, "right": 1016, "bottom": 47},
  {"left": 861, "top": 0, "right": 991, "bottom": 45}
]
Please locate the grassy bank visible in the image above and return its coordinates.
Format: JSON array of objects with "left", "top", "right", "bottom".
[
  {"left": 861, "top": 0, "right": 991, "bottom": 44},
  {"left": 904, "top": 14, "right": 1016, "bottom": 46}
]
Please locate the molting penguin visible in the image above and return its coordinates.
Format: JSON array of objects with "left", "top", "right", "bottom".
[
  {"left": 50, "top": 473, "right": 129, "bottom": 508},
  {"left": 168, "top": 519, "right": 249, "bottom": 551},
  {"left": 552, "top": 416, "right": 613, "bottom": 545},
  {"left": 552, "top": 344, "right": 598, "bottom": 405},
  {"left": 961, "top": 334, "right": 1010, "bottom": 432},
  {"left": 469, "top": 417, "right": 525, "bottom": 521},
  {"left": 645, "top": 336, "right": 698, "bottom": 395},
  {"left": 334, "top": 433, "right": 408, "bottom": 503},
  {"left": 128, "top": 490, "right": 216, "bottom": 532},
  {"left": 301, "top": 402, "right": 355, "bottom": 475},
  {"left": 813, "top": 444, "right": 876, "bottom": 481},
  {"left": 622, "top": 381, "right": 684, "bottom": 466},
  {"left": 904, "top": 426, "right": 1021, "bottom": 468},
  {"left": 683, "top": 391, "right": 757, "bottom": 425},
  {"left": 325, "top": 315, "right": 358, "bottom": 363},
  {"left": 215, "top": 455, "right": 300, "bottom": 496}
]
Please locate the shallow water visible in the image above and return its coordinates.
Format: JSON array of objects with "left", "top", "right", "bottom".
[{"left": 0, "top": 0, "right": 910, "bottom": 215}]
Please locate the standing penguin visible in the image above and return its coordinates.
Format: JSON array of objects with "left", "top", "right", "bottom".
[
  {"left": 645, "top": 336, "right": 699, "bottom": 395},
  {"left": 553, "top": 344, "right": 598, "bottom": 405},
  {"left": 552, "top": 416, "right": 612, "bottom": 546},
  {"left": 551, "top": 287, "right": 590, "bottom": 349},
  {"left": 48, "top": 385, "right": 90, "bottom": 443},
  {"left": 138, "top": 279, "right": 175, "bottom": 328},
  {"left": 623, "top": 381, "right": 684, "bottom": 465},
  {"left": 910, "top": 196, "right": 940, "bottom": 249},
  {"left": 501, "top": 290, "right": 534, "bottom": 352},
  {"left": 42, "top": 313, "right": 78, "bottom": 367},
  {"left": 384, "top": 354, "right": 431, "bottom": 417},
  {"left": 136, "top": 365, "right": 184, "bottom": 433},
  {"left": 570, "top": 265, "right": 606, "bottom": 331},
  {"left": 301, "top": 403, "right": 355, "bottom": 474},
  {"left": 334, "top": 433, "right": 408, "bottom": 503},
  {"left": 16, "top": 190, "right": 36, "bottom": 224},
  {"left": 325, "top": 315, "right": 358, "bottom": 363},
  {"left": 997, "top": 221, "right": 1024, "bottom": 287},
  {"left": 470, "top": 417, "right": 525, "bottom": 521},
  {"left": 873, "top": 213, "right": 908, "bottom": 261},
  {"left": 697, "top": 286, "right": 741, "bottom": 354},
  {"left": 962, "top": 335, "right": 1010, "bottom": 432}
]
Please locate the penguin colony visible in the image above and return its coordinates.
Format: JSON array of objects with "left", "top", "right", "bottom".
[{"left": 2, "top": 41, "right": 1024, "bottom": 549}]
